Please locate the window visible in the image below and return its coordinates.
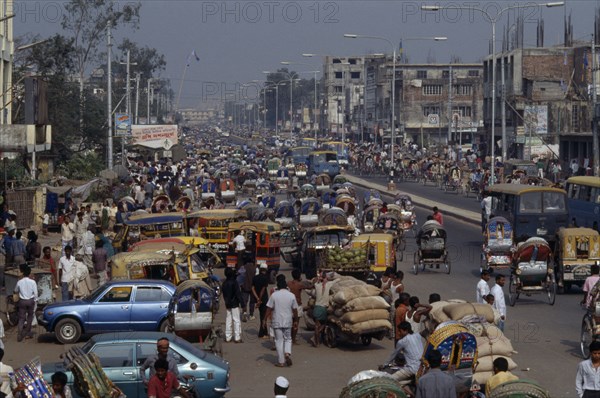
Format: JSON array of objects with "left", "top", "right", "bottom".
[
  {"left": 134, "top": 286, "right": 170, "bottom": 302},
  {"left": 92, "top": 343, "right": 134, "bottom": 368},
  {"left": 136, "top": 343, "right": 188, "bottom": 367},
  {"left": 334, "top": 86, "right": 343, "bottom": 93},
  {"left": 417, "top": 70, "right": 428, "bottom": 79},
  {"left": 350, "top": 71, "right": 361, "bottom": 79},
  {"left": 442, "top": 70, "right": 450, "bottom": 79},
  {"left": 99, "top": 286, "right": 132, "bottom": 303},
  {"left": 543, "top": 192, "right": 566, "bottom": 212},
  {"left": 423, "top": 85, "right": 443, "bottom": 96},
  {"left": 348, "top": 58, "right": 357, "bottom": 65},
  {"left": 332, "top": 58, "right": 342, "bottom": 64},
  {"left": 335, "top": 71, "right": 343, "bottom": 79},
  {"left": 453, "top": 106, "right": 472, "bottom": 117},
  {"left": 454, "top": 85, "right": 473, "bottom": 96},
  {"left": 423, "top": 106, "right": 441, "bottom": 116},
  {"left": 572, "top": 104, "right": 580, "bottom": 131},
  {"left": 468, "top": 70, "right": 480, "bottom": 77},
  {"left": 519, "top": 192, "right": 542, "bottom": 213}
]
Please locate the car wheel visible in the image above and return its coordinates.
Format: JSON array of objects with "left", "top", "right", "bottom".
[{"left": 55, "top": 318, "right": 82, "bottom": 344}]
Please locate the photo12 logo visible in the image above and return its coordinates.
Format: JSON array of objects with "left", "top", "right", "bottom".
[
  {"left": 12, "top": 1, "right": 139, "bottom": 24},
  {"left": 201, "top": 81, "right": 263, "bottom": 102},
  {"left": 401, "top": 2, "right": 546, "bottom": 24},
  {"left": 200, "top": 1, "right": 340, "bottom": 24}
]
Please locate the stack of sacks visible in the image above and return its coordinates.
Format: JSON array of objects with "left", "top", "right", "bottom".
[
  {"left": 472, "top": 325, "right": 518, "bottom": 385},
  {"left": 327, "top": 276, "right": 392, "bottom": 334}
]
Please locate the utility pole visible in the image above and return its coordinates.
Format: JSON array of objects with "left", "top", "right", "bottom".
[
  {"left": 147, "top": 78, "right": 153, "bottom": 124},
  {"left": 124, "top": 50, "right": 130, "bottom": 166},
  {"left": 593, "top": 34, "right": 599, "bottom": 177},
  {"left": 501, "top": 50, "right": 507, "bottom": 161},
  {"left": 107, "top": 20, "right": 113, "bottom": 169},
  {"left": 447, "top": 64, "right": 453, "bottom": 143},
  {"left": 134, "top": 72, "right": 142, "bottom": 124}
]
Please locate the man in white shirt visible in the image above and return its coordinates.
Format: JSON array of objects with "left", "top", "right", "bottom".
[
  {"left": 265, "top": 277, "right": 298, "bottom": 367},
  {"left": 274, "top": 376, "right": 289, "bottom": 398},
  {"left": 61, "top": 216, "right": 75, "bottom": 256},
  {"left": 230, "top": 231, "right": 246, "bottom": 269},
  {"left": 14, "top": 266, "right": 38, "bottom": 342},
  {"left": 73, "top": 212, "right": 88, "bottom": 251},
  {"left": 383, "top": 321, "right": 424, "bottom": 381},
  {"left": 576, "top": 340, "right": 600, "bottom": 398},
  {"left": 490, "top": 274, "right": 507, "bottom": 331},
  {"left": 476, "top": 270, "right": 491, "bottom": 303},
  {"left": 59, "top": 246, "right": 76, "bottom": 301}
]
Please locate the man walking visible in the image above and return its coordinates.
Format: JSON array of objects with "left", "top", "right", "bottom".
[
  {"left": 92, "top": 240, "right": 109, "bottom": 287},
  {"left": 577, "top": 341, "right": 600, "bottom": 398},
  {"left": 60, "top": 216, "right": 75, "bottom": 256},
  {"left": 265, "top": 277, "right": 298, "bottom": 367},
  {"left": 14, "top": 266, "right": 37, "bottom": 342},
  {"left": 222, "top": 267, "right": 243, "bottom": 343},
  {"left": 287, "top": 269, "right": 313, "bottom": 344},
  {"left": 476, "top": 270, "right": 491, "bottom": 304},
  {"left": 491, "top": 274, "right": 507, "bottom": 331},
  {"left": 230, "top": 230, "right": 246, "bottom": 269},
  {"left": 58, "top": 246, "right": 75, "bottom": 301}
]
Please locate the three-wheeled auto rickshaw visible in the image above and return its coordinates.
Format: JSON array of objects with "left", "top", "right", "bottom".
[
  {"left": 351, "top": 233, "right": 397, "bottom": 273},
  {"left": 110, "top": 251, "right": 175, "bottom": 281},
  {"left": 186, "top": 209, "right": 247, "bottom": 262},
  {"left": 481, "top": 216, "right": 516, "bottom": 273},
  {"left": 556, "top": 227, "right": 600, "bottom": 293},
  {"left": 375, "top": 213, "right": 406, "bottom": 260},
  {"left": 226, "top": 221, "right": 281, "bottom": 281}
]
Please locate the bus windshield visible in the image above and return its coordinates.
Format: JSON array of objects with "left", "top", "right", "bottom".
[
  {"left": 519, "top": 192, "right": 566, "bottom": 214},
  {"left": 313, "top": 153, "right": 338, "bottom": 163}
]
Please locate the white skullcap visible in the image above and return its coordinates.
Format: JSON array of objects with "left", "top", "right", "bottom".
[{"left": 275, "top": 376, "right": 289, "bottom": 389}]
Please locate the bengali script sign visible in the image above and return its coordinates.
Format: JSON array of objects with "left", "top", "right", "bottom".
[{"left": 131, "top": 125, "right": 179, "bottom": 149}]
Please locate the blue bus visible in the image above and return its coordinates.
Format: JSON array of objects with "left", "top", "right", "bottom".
[
  {"left": 565, "top": 176, "right": 600, "bottom": 229},
  {"left": 487, "top": 184, "right": 569, "bottom": 245}
]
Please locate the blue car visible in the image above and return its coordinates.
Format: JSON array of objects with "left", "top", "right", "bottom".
[
  {"left": 39, "top": 280, "right": 176, "bottom": 344},
  {"left": 42, "top": 332, "right": 231, "bottom": 398}
]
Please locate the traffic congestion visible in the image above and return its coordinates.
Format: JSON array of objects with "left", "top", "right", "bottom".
[{"left": 1, "top": 124, "right": 599, "bottom": 397}]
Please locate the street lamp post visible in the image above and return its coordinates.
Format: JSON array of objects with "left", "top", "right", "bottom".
[
  {"left": 281, "top": 62, "right": 320, "bottom": 140},
  {"left": 422, "top": 2, "right": 563, "bottom": 185},
  {"left": 344, "top": 34, "right": 447, "bottom": 184}
]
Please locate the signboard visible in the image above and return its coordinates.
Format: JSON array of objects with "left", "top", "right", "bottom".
[
  {"left": 131, "top": 125, "right": 178, "bottom": 149},
  {"left": 427, "top": 114, "right": 439, "bottom": 125},
  {"left": 115, "top": 113, "right": 131, "bottom": 136},
  {"left": 524, "top": 105, "right": 548, "bottom": 135}
]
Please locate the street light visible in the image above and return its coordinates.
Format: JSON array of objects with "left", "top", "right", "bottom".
[
  {"left": 281, "top": 61, "right": 321, "bottom": 140},
  {"left": 261, "top": 79, "right": 291, "bottom": 138},
  {"left": 422, "top": 2, "right": 563, "bottom": 183},
  {"left": 344, "top": 34, "right": 447, "bottom": 184}
]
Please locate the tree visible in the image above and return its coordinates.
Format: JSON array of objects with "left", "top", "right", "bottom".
[{"left": 61, "top": 0, "right": 141, "bottom": 133}]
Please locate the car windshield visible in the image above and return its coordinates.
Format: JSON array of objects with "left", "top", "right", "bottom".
[{"left": 83, "top": 284, "right": 107, "bottom": 302}]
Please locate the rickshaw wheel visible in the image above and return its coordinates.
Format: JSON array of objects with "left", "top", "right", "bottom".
[
  {"left": 413, "top": 252, "right": 420, "bottom": 275},
  {"left": 508, "top": 274, "right": 519, "bottom": 306},
  {"left": 581, "top": 314, "right": 594, "bottom": 359},
  {"left": 445, "top": 253, "right": 451, "bottom": 275},
  {"left": 546, "top": 275, "right": 557, "bottom": 305},
  {"left": 5, "top": 296, "right": 18, "bottom": 327},
  {"left": 361, "top": 335, "right": 372, "bottom": 346},
  {"left": 159, "top": 319, "right": 171, "bottom": 333},
  {"left": 323, "top": 325, "right": 337, "bottom": 348}
]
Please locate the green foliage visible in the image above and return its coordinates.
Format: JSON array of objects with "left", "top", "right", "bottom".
[{"left": 56, "top": 152, "right": 105, "bottom": 180}]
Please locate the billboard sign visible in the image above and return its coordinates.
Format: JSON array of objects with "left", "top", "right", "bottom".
[
  {"left": 131, "top": 125, "right": 178, "bottom": 149},
  {"left": 524, "top": 105, "right": 548, "bottom": 135},
  {"left": 115, "top": 113, "right": 131, "bottom": 136}
]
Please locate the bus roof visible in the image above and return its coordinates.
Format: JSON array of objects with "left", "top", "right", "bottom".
[
  {"left": 228, "top": 221, "right": 282, "bottom": 233},
  {"left": 186, "top": 209, "right": 246, "bottom": 219},
  {"left": 566, "top": 176, "right": 600, "bottom": 188},
  {"left": 487, "top": 184, "right": 566, "bottom": 195},
  {"left": 124, "top": 213, "right": 185, "bottom": 225}
]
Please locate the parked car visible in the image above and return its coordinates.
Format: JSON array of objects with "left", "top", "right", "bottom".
[
  {"left": 41, "top": 332, "right": 231, "bottom": 398},
  {"left": 39, "top": 280, "right": 176, "bottom": 344}
]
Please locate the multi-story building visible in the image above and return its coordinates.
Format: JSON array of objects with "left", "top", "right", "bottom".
[
  {"left": 483, "top": 45, "right": 595, "bottom": 161},
  {"left": 0, "top": 0, "right": 12, "bottom": 125},
  {"left": 364, "top": 58, "right": 483, "bottom": 147}
]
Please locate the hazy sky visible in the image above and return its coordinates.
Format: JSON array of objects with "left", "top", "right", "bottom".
[{"left": 13, "top": 0, "right": 600, "bottom": 109}]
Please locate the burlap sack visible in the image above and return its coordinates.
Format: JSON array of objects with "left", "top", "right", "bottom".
[
  {"left": 340, "top": 309, "right": 390, "bottom": 324},
  {"left": 343, "top": 296, "right": 390, "bottom": 312},
  {"left": 430, "top": 301, "right": 451, "bottom": 323},
  {"left": 476, "top": 334, "right": 515, "bottom": 357},
  {"left": 472, "top": 371, "right": 494, "bottom": 385},
  {"left": 332, "top": 285, "right": 382, "bottom": 305},
  {"left": 330, "top": 276, "right": 365, "bottom": 294},
  {"left": 443, "top": 303, "right": 495, "bottom": 323},
  {"left": 476, "top": 355, "right": 517, "bottom": 373},
  {"left": 483, "top": 325, "right": 505, "bottom": 341},
  {"left": 343, "top": 319, "right": 392, "bottom": 334}
]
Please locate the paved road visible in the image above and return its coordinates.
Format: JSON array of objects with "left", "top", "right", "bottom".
[{"left": 1, "top": 187, "right": 582, "bottom": 397}]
